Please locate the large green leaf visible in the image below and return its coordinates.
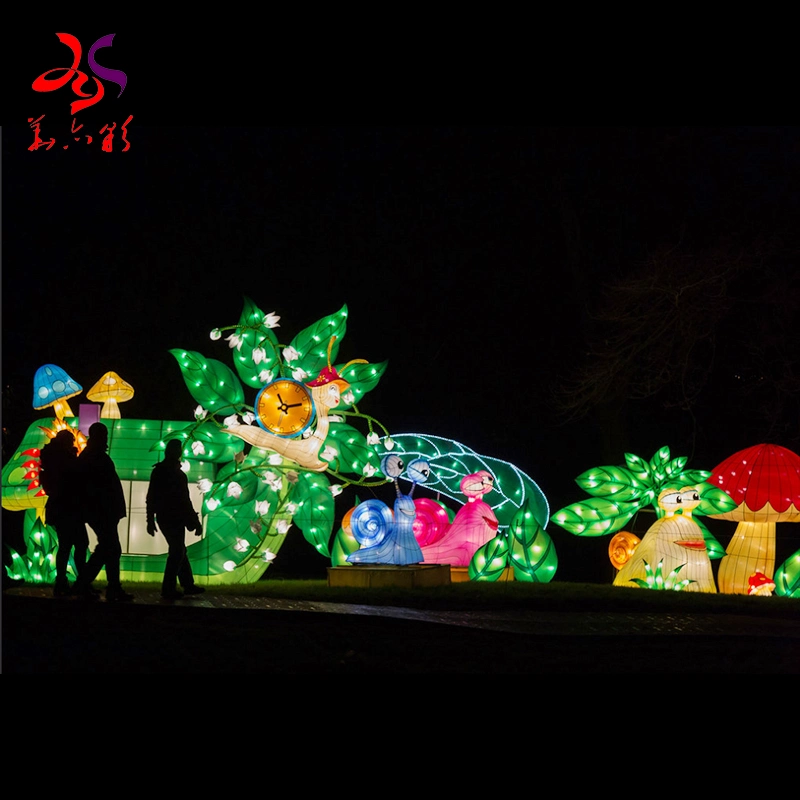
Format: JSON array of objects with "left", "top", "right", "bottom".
[
  {"left": 373, "top": 433, "right": 549, "bottom": 529},
  {"left": 286, "top": 305, "right": 349, "bottom": 379},
  {"left": 507, "top": 502, "right": 558, "bottom": 582},
  {"left": 159, "top": 419, "right": 244, "bottom": 464},
  {"left": 230, "top": 297, "right": 281, "bottom": 389},
  {"left": 664, "top": 456, "right": 689, "bottom": 480},
  {"left": 203, "top": 468, "right": 262, "bottom": 511},
  {"left": 774, "top": 549, "right": 800, "bottom": 598},
  {"left": 6, "top": 515, "right": 57, "bottom": 584},
  {"left": 189, "top": 456, "right": 293, "bottom": 579},
  {"left": 169, "top": 349, "right": 245, "bottom": 416},
  {"left": 324, "top": 423, "right": 382, "bottom": 477},
  {"left": 468, "top": 535, "right": 509, "bottom": 582},
  {"left": 551, "top": 498, "right": 639, "bottom": 536},
  {"left": 679, "top": 469, "right": 712, "bottom": 485},
  {"left": 335, "top": 360, "right": 388, "bottom": 409},
  {"left": 575, "top": 465, "right": 647, "bottom": 502},
  {"left": 291, "top": 471, "right": 334, "bottom": 558},
  {"left": 648, "top": 446, "right": 672, "bottom": 483},
  {"left": 330, "top": 525, "right": 360, "bottom": 566},
  {"left": 697, "top": 484, "right": 738, "bottom": 516},
  {"left": 624, "top": 452, "right": 651, "bottom": 482},
  {"left": 692, "top": 517, "right": 725, "bottom": 560}
]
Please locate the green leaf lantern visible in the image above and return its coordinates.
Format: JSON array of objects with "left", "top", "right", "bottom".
[
  {"left": 648, "top": 445, "right": 672, "bottom": 484},
  {"left": 507, "top": 501, "right": 559, "bottom": 582},
  {"left": 335, "top": 360, "right": 388, "bottom": 410},
  {"left": 286, "top": 305, "right": 349, "bottom": 379},
  {"left": 169, "top": 349, "right": 245, "bottom": 416},
  {"left": 695, "top": 484, "right": 738, "bottom": 517},
  {"left": 629, "top": 560, "right": 694, "bottom": 591},
  {"left": 324, "top": 423, "right": 382, "bottom": 478},
  {"left": 330, "top": 500, "right": 361, "bottom": 566},
  {"left": 552, "top": 497, "right": 640, "bottom": 536},
  {"left": 692, "top": 516, "right": 726, "bottom": 560},
  {"left": 623, "top": 452, "right": 652, "bottom": 482},
  {"left": 575, "top": 465, "right": 652, "bottom": 504},
  {"left": 291, "top": 471, "right": 335, "bottom": 558},
  {"left": 468, "top": 535, "right": 509, "bottom": 582},
  {"left": 774, "top": 550, "right": 800, "bottom": 598},
  {"left": 157, "top": 419, "right": 244, "bottom": 464},
  {"left": 230, "top": 297, "right": 281, "bottom": 389},
  {"left": 5, "top": 514, "right": 57, "bottom": 584},
  {"left": 189, "top": 457, "right": 293, "bottom": 581},
  {"left": 374, "top": 433, "right": 549, "bottom": 530}
]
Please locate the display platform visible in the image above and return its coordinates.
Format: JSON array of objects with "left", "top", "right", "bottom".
[{"left": 327, "top": 564, "right": 451, "bottom": 588}]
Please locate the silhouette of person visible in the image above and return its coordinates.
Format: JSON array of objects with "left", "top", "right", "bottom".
[
  {"left": 146, "top": 439, "right": 205, "bottom": 601},
  {"left": 39, "top": 429, "right": 90, "bottom": 597},
  {"left": 75, "top": 422, "right": 134, "bottom": 602}
]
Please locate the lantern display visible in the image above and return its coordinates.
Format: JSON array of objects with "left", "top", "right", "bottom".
[
  {"left": 417, "top": 471, "right": 499, "bottom": 566},
  {"left": 86, "top": 371, "right": 134, "bottom": 419},
  {"left": 32, "top": 364, "right": 82, "bottom": 419},
  {"left": 552, "top": 446, "right": 736, "bottom": 591},
  {"left": 614, "top": 487, "right": 718, "bottom": 592},
  {"left": 346, "top": 455, "right": 426, "bottom": 565},
  {"left": 364, "top": 434, "right": 556, "bottom": 581},
  {"left": 707, "top": 443, "right": 800, "bottom": 595},
  {"left": 4, "top": 297, "right": 556, "bottom": 586}
]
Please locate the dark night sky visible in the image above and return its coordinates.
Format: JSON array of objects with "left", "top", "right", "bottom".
[{"left": 4, "top": 52, "right": 800, "bottom": 582}]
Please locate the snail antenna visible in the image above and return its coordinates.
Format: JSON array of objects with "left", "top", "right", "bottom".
[
  {"left": 326, "top": 336, "right": 336, "bottom": 370},
  {"left": 326, "top": 334, "right": 369, "bottom": 379}
]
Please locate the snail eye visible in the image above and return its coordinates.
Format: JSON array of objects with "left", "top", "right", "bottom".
[
  {"left": 692, "top": 492, "right": 700, "bottom": 501},
  {"left": 676, "top": 495, "right": 683, "bottom": 503},
  {"left": 380, "top": 453, "right": 404, "bottom": 478}
]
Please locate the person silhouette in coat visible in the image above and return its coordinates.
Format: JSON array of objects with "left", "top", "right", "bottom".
[
  {"left": 39, "top": 429, "right": 90, "bottom": 597},
  {"left": 75, "top": 422, "right": 134, "bottom": 602},
  {"left": 146, "top": 438, "right": 205, "bottom": 601}
]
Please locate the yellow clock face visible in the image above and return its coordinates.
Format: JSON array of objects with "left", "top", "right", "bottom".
[{"left": 255, "top": 379, "right": 316, "bottom": 438}]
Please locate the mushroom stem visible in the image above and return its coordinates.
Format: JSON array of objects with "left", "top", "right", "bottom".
[
  {"left": 717, "top": 520, "right": 776, "bottom": 594},
  {"left": 100, "top": 398, "right": 121, "bottom": 419},
  {"left": 51, "top": 398, "right": 75, "bottom": 419}
]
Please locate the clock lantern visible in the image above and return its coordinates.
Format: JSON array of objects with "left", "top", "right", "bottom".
[{"left": 255, "top": 378, "right": 316, "bottom": 437}]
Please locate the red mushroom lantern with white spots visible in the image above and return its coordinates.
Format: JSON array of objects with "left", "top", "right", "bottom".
[{"left": 707, "top": 443, "right": 800, "bottom": 595}]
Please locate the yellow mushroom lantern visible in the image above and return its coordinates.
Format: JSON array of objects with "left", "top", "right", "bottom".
[{"left": 86, "top": 371, "right": 135, "bottom": 419}]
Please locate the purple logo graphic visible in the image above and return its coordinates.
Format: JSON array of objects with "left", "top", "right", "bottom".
[{"left": 88, "top": 34, "right": 127, "bottom": 98}]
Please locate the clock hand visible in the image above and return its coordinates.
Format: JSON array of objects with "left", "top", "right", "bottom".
[{"left": 285, "top": 402, "right": 302, "bottom": 409}]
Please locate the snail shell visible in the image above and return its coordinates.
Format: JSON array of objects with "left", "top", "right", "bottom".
[
  {"left": 351, "top": 499, "right": 394, "bottom": 547},
  {"left": 412, "top": 498, "right": 451, "bottom": 546},
  {"left": 608, "top": 531, "right": 641, "bottom": 570}
]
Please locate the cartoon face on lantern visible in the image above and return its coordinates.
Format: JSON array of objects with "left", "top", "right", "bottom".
[
  {"left": 381, "top": 454, "right": 404, "bottom": 479},
  {"left": 613, "top": 485, "right": 716, "bottom": 592},
  {"left": 659, "top": 487, "right": 701, "bottom": 516}
]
